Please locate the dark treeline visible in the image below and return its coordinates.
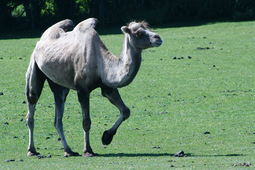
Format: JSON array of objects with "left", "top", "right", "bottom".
[{"left": 1, "top": 0, "right": 255, "bottom": 31}]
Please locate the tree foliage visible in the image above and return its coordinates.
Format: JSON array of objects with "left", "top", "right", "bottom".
[{"left": 1, "top": 0, "right": 255, "bottom": 31}]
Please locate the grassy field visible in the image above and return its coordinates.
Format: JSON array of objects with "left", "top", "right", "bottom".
[{"left": 0, "top": 21, "right": 255, "bottom": 169}]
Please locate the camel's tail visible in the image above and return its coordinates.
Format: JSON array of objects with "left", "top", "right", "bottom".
[{"left": 40, "top": 19, "right": 74, "bottom": 40}]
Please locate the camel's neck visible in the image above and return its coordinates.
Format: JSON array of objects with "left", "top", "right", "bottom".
[{"left": 100, "top": 34, "right": 142, "bottom": 88}]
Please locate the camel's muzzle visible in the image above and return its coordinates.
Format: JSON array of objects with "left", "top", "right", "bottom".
[{"left": 151, "top": 34, "right": 163, "bottom": 47}]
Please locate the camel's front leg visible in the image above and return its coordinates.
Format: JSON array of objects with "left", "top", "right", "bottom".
[
  {"left": 101, "top": 86, "right": 130, "bottom": 145},
  {"left": 77, "top": 89, "right": 98, "bottom": 157}
]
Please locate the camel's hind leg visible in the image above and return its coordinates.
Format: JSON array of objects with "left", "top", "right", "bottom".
[
  {"left": 26, "top": 59, "right": 46, "bottom": 156},
  {"left": 101, "top": 86, "right": 130, "bottom": 145},
  {"left": 47, "top": 79, "right": 79, "bottom": 157}
]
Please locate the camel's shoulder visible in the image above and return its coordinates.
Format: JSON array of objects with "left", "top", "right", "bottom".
[
  {"left": 73, "top": 18, "right": 98, "bottom": 33},
  {"left": 40, "top": 19, "right": 74, "bottom": 40}
]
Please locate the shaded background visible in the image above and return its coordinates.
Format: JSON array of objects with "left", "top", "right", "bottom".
[{"left": 0, "top": 0, "right": 255, "bottom": 31}]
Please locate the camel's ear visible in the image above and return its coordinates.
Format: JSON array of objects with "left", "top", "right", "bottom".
[{"left": 121, "top": 26, "right": 131, "bottom": 34}]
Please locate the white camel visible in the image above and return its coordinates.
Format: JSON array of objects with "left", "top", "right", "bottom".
[{"left": 26, "top": 18, "right": 162, "bottom": 157}]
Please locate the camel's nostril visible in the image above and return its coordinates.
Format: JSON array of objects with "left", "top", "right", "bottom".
[{"left": 154, "top": 34, "right": 160, "bottom": 39}]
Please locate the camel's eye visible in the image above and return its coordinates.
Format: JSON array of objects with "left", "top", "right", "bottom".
[{"left": 135, "top": 30, "right": 144, "bottom": 38}]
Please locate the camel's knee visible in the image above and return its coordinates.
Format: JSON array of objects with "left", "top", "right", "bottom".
[
  {"left": 26, "top": 85, "right": 39, "bottom": 105},
  {"left": 27, "top": 116, "right": 34, "bottom": 124},
  {"left": 27, "top": 119, "right": 34, "bottom": 129},
  {"left": 83, "top": 118, "right": 91, "bottom": 132},
  {"left": 27, "top": 92, "right": 38, "bottom": 105},
  {"left": 122, "top": 107, "right": 130, "bottom": 121}
]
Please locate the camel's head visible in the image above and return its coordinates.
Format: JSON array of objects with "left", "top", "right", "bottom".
[{"left": 121, "top": 21, "right": 163, "bottom": 50}]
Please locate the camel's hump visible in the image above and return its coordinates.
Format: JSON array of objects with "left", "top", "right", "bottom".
[
  {"left": 74, "top": 18, "right": 98, "bottom": 33},
  {"left": 57, "top": 19, "right": 74, "bottom": 31},
  {"left": 40, "top": 19, "right": 74, "bottom": 40}
]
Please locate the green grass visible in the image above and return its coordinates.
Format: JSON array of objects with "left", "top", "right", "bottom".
[{"left": 0, "top": 21, "right": 255, "bottom": 169}]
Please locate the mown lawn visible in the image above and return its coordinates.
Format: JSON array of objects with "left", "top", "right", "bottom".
[{"left": 0, "top": 21, "right": 255, "bottom": 169}]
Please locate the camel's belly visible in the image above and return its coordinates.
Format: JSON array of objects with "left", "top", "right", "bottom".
[{"left": 35, "top": 55, "right": 75, "bottom": 89}]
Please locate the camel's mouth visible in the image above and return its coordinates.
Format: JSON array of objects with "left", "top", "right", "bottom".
[{"left": 152, "top": 39, "right": 163, "bottom": 47}]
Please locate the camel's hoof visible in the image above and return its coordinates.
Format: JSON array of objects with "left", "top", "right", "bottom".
[
  {"left": 82, "top": 151, "right": 99, "bottom": 157},
  {"left": 102, "top": 130, "right": 114, "bottom": 145},
  {"left": 64, "top": 151, "right": 80, "bottom": 157},
  {"left": 27, "top": 151, "right": 40, "bottom": 156}
]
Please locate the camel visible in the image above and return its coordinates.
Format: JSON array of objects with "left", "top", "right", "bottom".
[{"left": 26, "top": 18, "right": 162, "bottom": 157}]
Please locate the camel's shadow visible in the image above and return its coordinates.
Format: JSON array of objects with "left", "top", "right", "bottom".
[
  {"left": 98, "top": 153, "right": 244, "bottom": 157},
  {"left": 99, "top": 153, "right": 174, "bottom": 157},
  {"left": 49, "top": 153, "right": 244, "bottom": 158}
]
